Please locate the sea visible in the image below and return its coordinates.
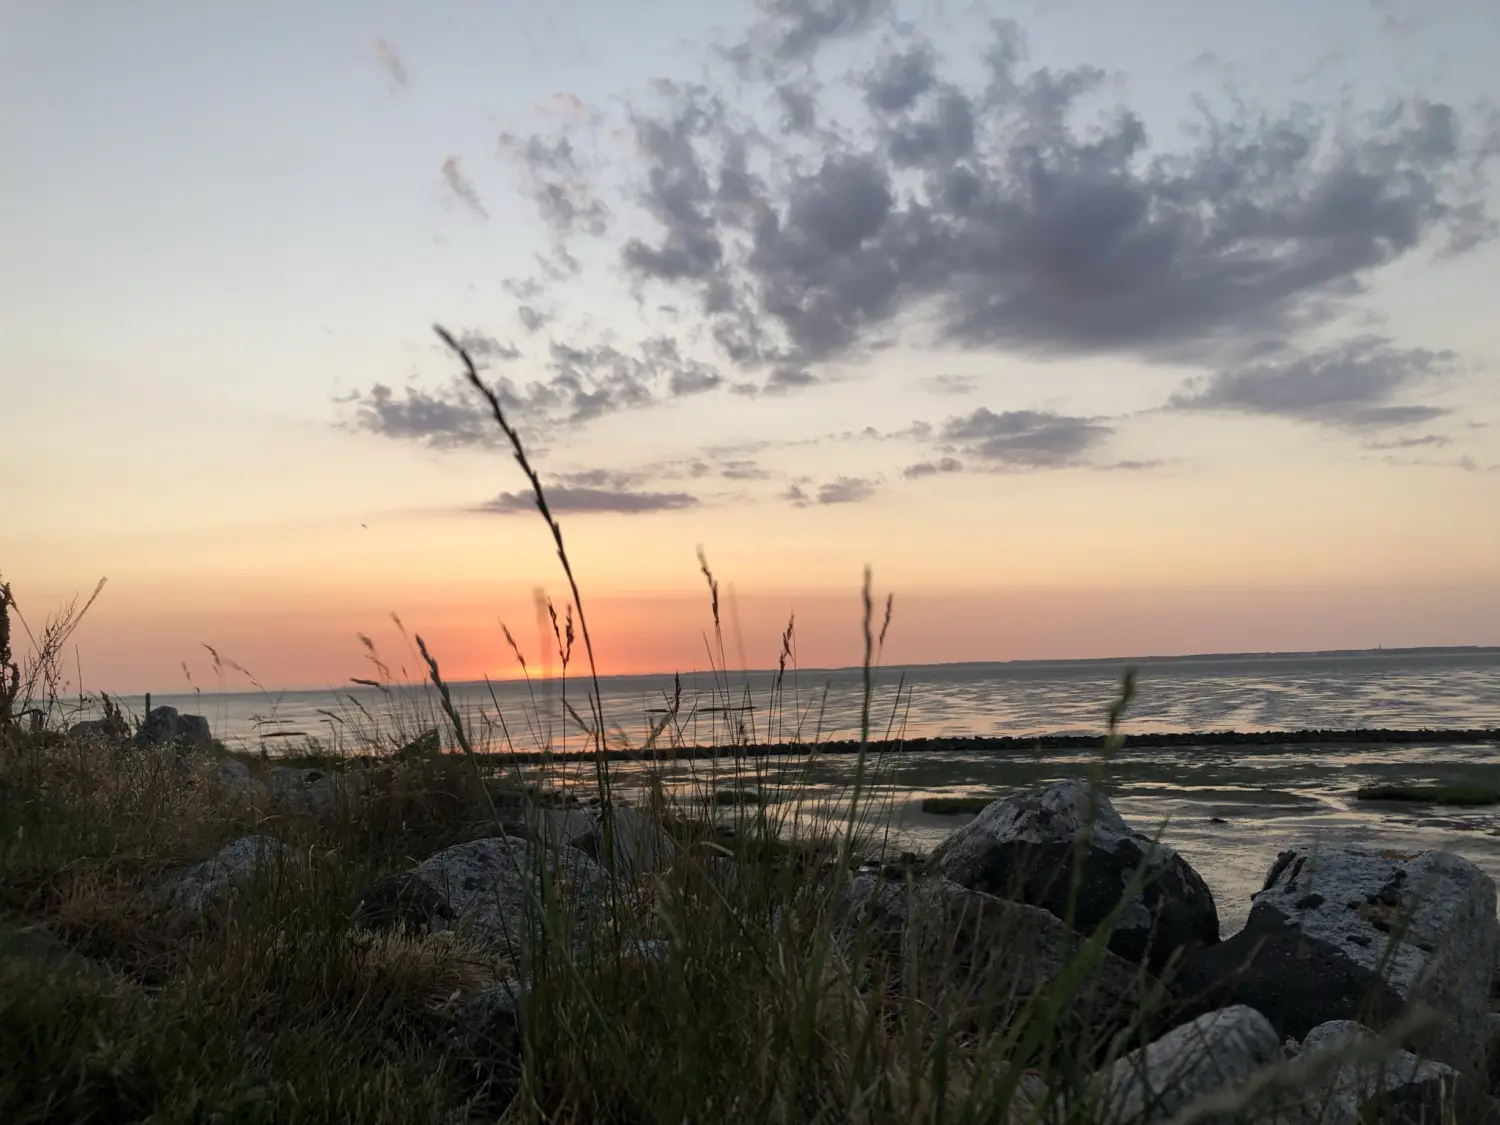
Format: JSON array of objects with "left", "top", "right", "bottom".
[{"left": 109, "top": 646, "right": 1500, "bottom": 932}]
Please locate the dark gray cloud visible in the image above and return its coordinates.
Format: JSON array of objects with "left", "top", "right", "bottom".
[
  {"left": 453, "top": 329, "right": 520, "bottom": 363},
  {"left": 517, "top": 305, "right": 551, "bottom": 333},
  {"left": 1169, "top": 337, "right": 1455, "bottom": 428},
  {"left": 590, "top": 16, "right": 1495, "bottom": 386},
  {"left": 350, "top": 384, "right": 497, "bottom": 449},
  {"left": 499, "top": 132, "right": 610, "bottom": 239},
  {"left": 440, "top": 156, "right": 487, "bottom": 220},
  {"left": 903, "top": 456, "right": 963, "bottom": 478},
  {"left": 941, "top": 407, "right": 1113, "bottom": 468},
  {"left": 345, "top": 333, "right": 726, "bottom": 446},
  {"left": 480, "top": 486, "right": 700, "bottom": 514},
  {"left": 864, "top": 44, "right": 938, "bottom": 113},
  {"left": 729, "top": 0, "right": 893, "bottom": 73},
  {"left": 816, "top": 476, "right": 879, "bottom": 503},
  {"left": 783, "top": 475, "right": 880, "bottom": 505}
]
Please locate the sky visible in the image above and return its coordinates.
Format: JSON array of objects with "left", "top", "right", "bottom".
[{"left": 3, "top": 0, "right": 1499, "bottom": 693}]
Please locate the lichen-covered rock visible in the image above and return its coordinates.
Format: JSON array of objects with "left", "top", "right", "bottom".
[
  {"left": 929, "top": 779, "right": 1219, "bottom": 969},
  {"left": 411, "top": 837, "right": 603, "bottom": 952},
  {"left": 169, "top": 835, "right": 293, "bottom": 916},
  {"left": 1088, "top": 1006, "right": 1284, "bottom": 1124},
  {"left": 1172, "top": 844, "right": 1498, "bottom": 1077}
]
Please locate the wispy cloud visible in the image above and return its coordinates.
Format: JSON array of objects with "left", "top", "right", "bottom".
[
  {"left": 921, "top": 374, "right": 977, "bottom": 395},
  {"left": 441, "top": 156, "right": 488, "bottom": 220},
  {"left": 345, "top": 333, "right": 727, "bottom": 446},
  {"left": 903, "top": 456, "right": 963, "bottom": 478},
  {"left": 941, "top": 408, "right": 1113, "bottom": 468},
  {"left": 1170, "top": 337, "right": 1455, "bottom": 429},
  {"left": 374, "top": 38, "right": 408, "bottom": 88},
  {"left": 479, "top": 486, "right": 700, "bottom": 515},
  {"left": 782, "top": 475, "right": 880, "bottom": 506}
]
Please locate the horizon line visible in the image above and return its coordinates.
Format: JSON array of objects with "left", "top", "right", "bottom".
[{"left": 113, "top": 642, "right": 1500, "bottom": 698}]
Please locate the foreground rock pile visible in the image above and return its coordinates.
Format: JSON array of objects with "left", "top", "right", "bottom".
[{"left": 144, "top": 713, "right": 1500, "bottom": 1124}]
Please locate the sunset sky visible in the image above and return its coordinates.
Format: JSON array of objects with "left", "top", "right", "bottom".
[{"left": 4, "top": 0, "right": 1499, "bottom": 693}]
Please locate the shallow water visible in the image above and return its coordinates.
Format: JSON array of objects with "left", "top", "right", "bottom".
[
  {"left": 588, "top": 740, "right": 1500, "bottom": 934},
  {"left": 107, "top": 648, "right": 1500, "bottom": 932}
]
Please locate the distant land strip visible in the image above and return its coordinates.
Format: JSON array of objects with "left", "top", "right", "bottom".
[{"left": 479, "top": 727, "right": 1500, "bottom": 764}]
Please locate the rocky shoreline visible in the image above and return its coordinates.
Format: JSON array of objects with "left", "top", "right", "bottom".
[{"left": 110, "top": 703, "right": 1500, "bottom": 1123}]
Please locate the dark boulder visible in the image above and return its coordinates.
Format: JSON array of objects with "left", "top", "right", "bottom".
[
  {"left": 355, "top": 870, "right": 457, "bottom": 935},
  {"left": 929, "top": 779, "right": 1219, "bottom": 970},
  {"left": 1171, "top": 844, "right": 1498, "bottom": 1078},
  {"left": 134, "top": 705, "right": 214, "bottom": 753}
]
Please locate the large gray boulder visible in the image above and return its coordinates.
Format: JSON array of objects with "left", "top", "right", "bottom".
[
  {"left": 266, "top": 766, "right": 366, "bottom": 812},
  {"left": 563, "top": 806, "right": 679, "bottom": 881},
  {"left": 929, "top": 780, "right": 1219, "bottom": 969},
  {"left": 211, "top": 758, "right": 258, "bottom": 802},
  {"left": 842, "top": 874, "right": 1157, "bottom": 1044},
  {"left": 1172, "top": 844, "right": 1498, "bottom": 1078},
  {"left": 1294, "top": 1020, "right": 1479, "bottom": 1125},
  {"left": 1088, "top": 1005, "right": 1285, "bottom": 1124},
  {"left": 410, "top": 836, "right": 604, "bottom": 952},
  {"left": 169, "top": 835, "right": 294, "bottom": 916},
  {"left": 135, "top": 705, "right": 214, "bottom": 753}
]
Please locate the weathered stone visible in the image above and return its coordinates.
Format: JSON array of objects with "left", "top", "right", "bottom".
[
  {"left": 411, "top": 836, "right": 604, "bottom": 952},
  {"left": 266, "top": 765, "right": 359, "bottom": 812},
  {"left": 1088, "top": 1005, "right": 1284, "bottom": 1124},
  {"left": 1488, "top": 1012, "right": 1500, "bottom": 1096},
  {"left": 169, "top": 835, "right": 293, "bottom": 916},
  {"left": 843, "top": 874, "right": 1157, "bottom": 1046},
  {"left": 454, "top": 976, "right": 525, "bottom": 1048},
  {"left": 1173, "top": 844, "right": 1498, "bottom": 1077},
  {"left": 135, "top": 705, "right": 214, "bottom": 753},
  {"left": 571, "top": 806, "right": 679, "bottom": 881},
  {"left": 522, "top": 807, "right": 596, "bottom": 851},
  {"left": 355, "top": 870, "right": 456, "bottom": 935},
  {"left": 212, "top": 758, "right": 257, "bottom": 800},
  {"left": 1295, "top": 1020, "right": 1488, "bottom": 1125},
  {"left": 929, "top": 779, "right": 1219, "bottom": 969}
]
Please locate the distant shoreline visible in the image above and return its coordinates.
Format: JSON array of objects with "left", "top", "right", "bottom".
[{"left": 471, "top": 727, "right": 1500, "bottom": 765}]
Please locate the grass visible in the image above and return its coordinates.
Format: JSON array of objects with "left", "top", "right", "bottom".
[
  {"left": 1355, "top": 784, "right": 1500, "bottom": 807},
  {"left": 0, "top": 325, "right": 1471, "bottom": 1123}
]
